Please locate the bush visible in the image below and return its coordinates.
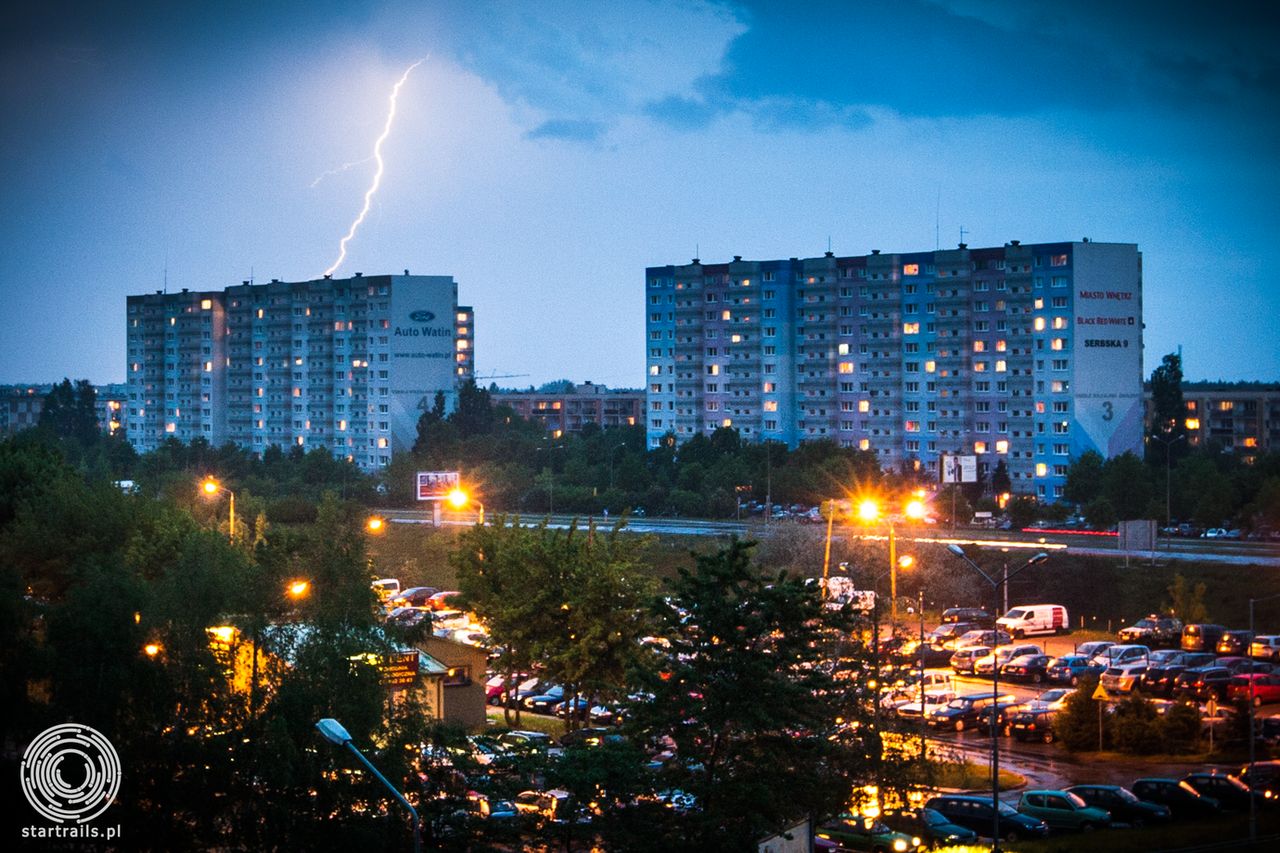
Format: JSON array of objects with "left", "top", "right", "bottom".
[
  {"left": 266, "top": 495, "right": 318, "bottom": 524},
  {"left": 1053, "top": 676, "right": 1103, "bottom": 751},
  {"left": 1111, "top": 695, "right": 1162, "bottom": 754},
  {"left": 1159, "top": 701, "right": 1202, "bottom": 753}
]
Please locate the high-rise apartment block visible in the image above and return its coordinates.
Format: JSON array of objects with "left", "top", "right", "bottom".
[
  {"left": 126, "top": 273, "right": 472, "bottom": 470},
  {"left": 645, "top": 241, "right": 1143, "bottom": 500}
]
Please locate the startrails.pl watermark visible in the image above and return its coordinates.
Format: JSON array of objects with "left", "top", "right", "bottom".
[{"left": 19, "top": 723, "right": 122, "bottom": 841}]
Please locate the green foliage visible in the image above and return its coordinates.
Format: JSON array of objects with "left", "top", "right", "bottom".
[
  {"left": 1065, "top": 450, "right": 1106, "bottom": 506},
  {"left": 1165, "top": 573, "right": 1210, "bottom": 624},
  {"left": 626, "top": 540, "right": 880, "bottom": 848},
  {"left": 1007, "top": 495, "right": 1039, "bottom": 529},
  {"left": 1109, "top": 695, "right": 1163, "bottom": 754},
  {"left": 1160, "top": 701, "right": 1202, "bottom": 752},
  {"left": 1053, "top": 676, "right": 1104, "bottom": 751},
  {"left": 1148, "top": 352, "right": 1187, "bottom": 446},
  {"left": 1084, "top": 496, "right": 1118, "bottom": 531}
]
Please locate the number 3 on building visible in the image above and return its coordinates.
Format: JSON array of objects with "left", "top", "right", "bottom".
[{"left": 1101, "top": 401, "right": 1114, "bottom": 421}]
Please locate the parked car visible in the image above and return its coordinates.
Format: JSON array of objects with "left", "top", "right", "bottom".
[
  {"left": 1218, "top": 656, "right": 1273, "bottom": 676},
  {"left": 814, "top": 816, "right": 924, "bottom": 852},
  {"left": 497, "top": 730, "right": 554, "bottom": 753},
  {"left": 941, "top": 607, "right": 994, "bottom": 627},
  {"left": 1017, "top": 790, "right": 1111, "bottom": 832},
  {"left": 390, "top": 586, "right": 440, "bottom": 608},
  {"left": 894, "top": 690, "right": 958, "bottom": 721},
  {"left": 371, "top": 578, "right": 401, "bottom": 600},
  {"left": 1237, "top": 761, "right": 1280, "bottom": 800},
  {"left": 427, "top": 590, "right": 461, "bottom": 610},
  {"left": 1096, "top": 644, "right": 1150, "bottom": 667},
  {"left": 976, "top": 700, "right": 1025, "bottom": 736},
  {"left": 1174, "top": 666, "right": 1233, "bottom": 701},
  {"left": 386, "top": 606, "right": 432, "bottom": 628},
  {"left": 1076, "top": 640, "right": 1115, "bottom": 662},
  {"left": 1250, "top": 635, "right": 1280, "bottom": 661},
  {"left": 950, "top": 646, "right": 991, "bottom": 674},
  {"left": 927, "top": 691, "right": 1016, "bottom": 732},
  {"left": 997, "top": 604, "right": 1069, "bottom": 639},
  {"left": 523, "top": 684, "right": 566, "bottom": 713},
  {"left": 1011, "top": 708, "right": 1057, "bottom": 743},
  {"left": 1029, "top": 688, "right": 1076, "bottom": 712},
  {"left": 1100, "top": 662, "right": 1149, "bottom": 695},
  {"left": 1065, "top": 785, "right": 1172, "bottom": 827},
  {"left": 1002, "top": 653, "right": 1054, "bottom": 684},
  {"left": 557, "top": 727, "right": 624, "bottom": 749},
  {"left": 1181, "top": 771, "right": 1267, "bottom": 813},
  {"left": 927, "top": 621, "right": 980, "bottom": 647},
  {"left": 1119, "top": 615, "right": 1184, "bottom": 648},
  {"left": 881, "top": 808, "right": 979, "bottom": 848},
  {"left": 1048, "top": 655, "right": 1104, "bottom": 686},
  {"left": 513, "top": 788, "right": 583, "bottom": 822},
  {"left": 1217, "top": 630, "right": 1255, "bottom": 656},
  {"left": 1227, "top": 673, "right": 1280, "bottom": 707},
  {"left": 925, "top": 794, "right": 1050, "bottom": 843},
  {"left": 951, "top": 628, "right": 1011, "bottom": 651},
  {"left": 1182, "top": 623, "right": 1226, "bottom": 653},
  {"left": 1142, "top": 651, "right": 1216, "bottom": 697},
  {"left": 1130, "top": 778, "right": 1222, "bottom": 820},
  {"left": 975, "top": 644, "right": 1043, "bottom": 677}
]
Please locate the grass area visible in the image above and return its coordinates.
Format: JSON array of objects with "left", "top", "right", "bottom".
[
  {"left": 1007, "top": 809, "right": 1280, "bottom": 853},
  {"left": 485, "top": 706, "right": 567, "bottom": 737},
  {"left": 930, "top": 761, "right": 1025, "bottom": 791}
]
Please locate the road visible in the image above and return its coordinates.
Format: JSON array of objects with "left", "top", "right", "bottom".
[{"left": 386, "top": 508, "right": 1280, "bottom": 566}]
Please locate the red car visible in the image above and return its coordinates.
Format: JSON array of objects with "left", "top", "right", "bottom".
[{"left": 1228, "top": 673, "right": 1280, "bottom": 706}]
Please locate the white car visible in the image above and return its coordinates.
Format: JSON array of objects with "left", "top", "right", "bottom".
[
  {"left": 1100, "top": 662, "right": 1148, "bottom": 694},
  {"left": 1029, "top": 688, "right": 1076, "bottom": 712},
  {"left": 974, "top": 644, "right": 1043, "bottom": 676},
  {"left": 893, "top": 689, "right": 957, "bottom": 720}
]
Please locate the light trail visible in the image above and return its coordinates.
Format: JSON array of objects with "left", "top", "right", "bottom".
[
  {"left": 322, "top": 58, "right": 425, "bottom": 278},
  {"left": 309, "top": 156, "right": 375, "bottom": 189}
]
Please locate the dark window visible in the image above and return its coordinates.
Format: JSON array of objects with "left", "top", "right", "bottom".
[{"left": 443, "top": 665, "right": 472, "bottom": 687}]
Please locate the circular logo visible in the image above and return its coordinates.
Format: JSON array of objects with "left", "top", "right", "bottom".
[
  {"left": 20, "top": 724, "right": 121, "bottom": 824},
  {"left": 409, "top": 310, "right": 436, "bottom": 322}
]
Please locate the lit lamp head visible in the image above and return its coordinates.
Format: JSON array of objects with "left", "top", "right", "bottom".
[
  {"left": 201, "top": 478, "right": 219, "bottom": 496},
  {"left": 366, "top": 516, "right": 385, "bottom": 533},
  {"left": 904, "top": 499, "right": 926, "bottom": 520},
  {"left": 143, "top": 642, "right": 162, "bottom": 658},
  {"left": 447, "top": 488, "right": 469, "bottom": 509},
  {"left": 897, "top": 554, "right": 915, "bottom": 570},
  {"left": 857, "top": 499, "right": 880, "bottom": 522},
  {"left": 288, "top": 580, "right": 310, "bottom": 598}
]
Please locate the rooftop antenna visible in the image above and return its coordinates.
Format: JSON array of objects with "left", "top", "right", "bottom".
[
  {"left": 959, "top": 225, "right": 968, "bottom": 246},
  {"left": 163, "top": 251, "right": 168, "bottom": 294},
  {"left": 827, "top": 235, "right": 832, "bottom": 253},
  {"left": 250, "top": 266, "right": 255, "bottom": 285}
]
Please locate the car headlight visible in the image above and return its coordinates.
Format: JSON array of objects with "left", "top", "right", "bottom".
[
  {"left": 893, "top": 840, "right": 908, "bottom": 852},
  {"left": 912, "top": 837, "right": 922, "bottom": 847}
]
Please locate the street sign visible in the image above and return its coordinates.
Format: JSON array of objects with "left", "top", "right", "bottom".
[
  {"left": 378, "top": 651, "right": 420, "bottom": 687},
  {"left": 1092, "top": 683, "right": 1111, "bottom": 701},
  {"left": 1207, "top": 697, "right": 1218, "bottom": 718},
  {"left": 416, "top": 470, "right": 460, "bottom": 501}
]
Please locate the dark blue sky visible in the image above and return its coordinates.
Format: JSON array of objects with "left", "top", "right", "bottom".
[{"left": 3, "top": 0, "right": 1277, "bottom": 385}]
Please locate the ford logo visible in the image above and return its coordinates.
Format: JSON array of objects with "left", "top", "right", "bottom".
[{"left": 409, "top": 310, "right": 436, "bottom": 322}]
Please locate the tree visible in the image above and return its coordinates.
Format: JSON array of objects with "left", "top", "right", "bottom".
[
  {"left": 39, "top": 378, "right": 100, "bottom": 447},
  {"left": 1164, "top": 573, "right": 1210, "bottom": 624},
  {"left": 626, "top": 540, "right": 880, "bottom": 848},
  {"left": 991, "top": 459, "right": 1011, "bottom": 497},
  {"left": 1053, "top": 676, "right": 1104, "bottom": 752},
  {"left": 1102, "top": 452, "right": 1154, "bottom": 520},
  {"left": 1006, "top": 495, "right": 1039, "bottom": 530},
  {"left": 1064, "top": 450, "right": 1106, "bottom": 506},
  {"left": 1149, "top": 352, "right": 1186, "bottom": 444}
]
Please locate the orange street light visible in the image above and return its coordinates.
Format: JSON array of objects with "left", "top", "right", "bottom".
[
  {"left": 143, "top": 642, "right": 162, "bottom": 658},
  {"left": 287, "top": 580, "right": 310, "bottom": 599},
  {"left": 200, "top": 477, "right": 236, "bottom": 543},
  {"left": 447, "top": 488, "right": 485, "bottom": 525},
  {"left": 857, "top": 498, "right": 881, "bottom": 522},
  {"left": 904, "top": 499, "right": 926, "bottom": 520},
  {"left": 366, "top": 515, "right": 386, "bottom": 534}
]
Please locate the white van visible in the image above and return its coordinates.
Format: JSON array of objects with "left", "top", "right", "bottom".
[
  {"left": 996, "top": 604, "right": 1068, "bottom": 638},
  {"left": 371, "top": 578, "right": 401, "bottom": 600}
]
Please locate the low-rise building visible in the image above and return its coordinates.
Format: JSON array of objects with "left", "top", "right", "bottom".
[{"left": 491, "top": 381, "right": 642, "bottom": 438}]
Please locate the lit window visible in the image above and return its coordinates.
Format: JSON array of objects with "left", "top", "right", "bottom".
[
  {"left": 1243, "top": 437, "right": 1258, "bottom": 448},
  {"left": 1185, "top": 418, "right": 1200, "bottom": 430},
  {"left": 838, "top": 343, "right": 850, "bottom": 355},
  {"left": 763, "top": 382, "right": 776, "bottom": 392},
  {"left": 1036, "top": 463, "right": 1048, "bottom": 476},
  {"left": 457, "top": 327, "right": 468, "bottom": 335},
  {"left": 903, "top": 322, "right": 920, "bottom": 334},
  {"left": 1053, "top": 317, "right": 1068, "bottom": 330},
  {"left": 1218, "top": 400, "right": 1234, "bottom": 411},
  {"left": 1051, "top": 338, "right": 1065, "bottom": 351},
  {"left": 905, "top": 421, "right": 919, "bottom": 432},
  {"left": 377, "top": 437, "right": 389, "bottom": 448},
  {"left": 996, "top": 340, "right": 1006, "bottom": 351},
  {"left": 649, "top": 365, "right": 660, "bottom": 375},
  {"left": 974, "top": 441, "right": 987, "bottom": 454},
  {"left": 722, "top": 418, "right": 732, "bottom": 428},
  {"left": 338, "top": 420, "right": 347, "bottom": 431},
  {"left": 973, "top": 341, "right": 986, "bottom": 352},
  {"left": 256, "top": 308, "right": 264, "bottom": 319},
  {"left": 1034, "top": 298, "right": 1044, "bottom": 309},
  {"left": 722, "top": 310, "right": 731, "bottom": 321},
  {"left": 995, "top": 440, "right": 1009, "bottom": 453},
  {"left": 859, "top": 400, "right": 870, "bottom": 413},
  {"left": 839, "top": 362, "right": 854, "bottom": 374},
  {"left": 995, "top": 360, "right": 1007, "bottom": 372},
  {"left": 457, "top": 312, "right": 468, "bottom": 322},
  {"left": 165, "top": 422, "right": 176, "bottom": 433},
  {"left": 925, "top": 361, "right": 936, "bottom": 373},
  {"left": 457, "top": 340, "right": 469, "bottom": 350},
  {"left": 204, "top": 361, "right": 213, "bottom": 372},
  {"left": 708, "top": 365, "right": 720, "bottom": 376},
  {"left": 974, "top": 362, "right": 987, "bottom": 373},
  {"left": 200, "top": 299, "right": 212, "bottom": 310},
  {"left": 859, "top": 439, "right": 870, "bottom": 451},
  {"left": 1034, "top": 317, "right": 1046, "bottom": 331},
  {"left": 903, "top": 263, "right": 919, "bottom": 275},
  {"left": 764, "top": 401, "right": 778, "bottom": 412}
]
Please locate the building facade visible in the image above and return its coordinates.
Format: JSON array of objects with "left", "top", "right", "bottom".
[
  {"left": 490, "top": 382, "right": 642, "bottom": 438},
  {"left": 126, "top": 273, "right": 472, "bottom": 470},
  {"left": 645, "top": 241, "right": 1144, "bottom": 501},
  {"left": 1148, "top": 382, "right": 1280, "bottom": 462},
  {"left": 1, "top": 382, "right": 128, "bottom": 437}
]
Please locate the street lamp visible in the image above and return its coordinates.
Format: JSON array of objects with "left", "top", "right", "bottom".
[
  {"left": 858, "top": 497, "right": 927, "bottom": 628},
  {"left": 315, "top": 718, "right": 421, "bottom": 853},
  {"left": 607, "top": 442, "right": 626, "bottom": 492},
  {"left": 366, "top": 515, "right": 386, "bottom": 534},
  {"left": 1151, "top": 430, "right": 1185, "bottom": 529},
  {"left": 200, "top": 477, "right": 236, "bottom": 543},
  {"left": 1248, "top": 591, "right": 1280, "bottom": 842},
  {"left": 947, "top": 544, "right": 1048, "bottom": 853},
  {"left": 287, "top": 580, "right": 310, "bottom": 599},
  {"left": 447, "top": 487, "right": 485, "bottom": 526}
]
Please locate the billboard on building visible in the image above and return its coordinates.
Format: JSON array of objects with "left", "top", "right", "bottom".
[
  {"left": 389, "top": 276, "right": 459, "bottom": 454},
  {"left": 940, "top": 454, "right": 978, "bottom": 483},
  {"left": 416, "top": 471, "right": 460, "bottom": 501}
]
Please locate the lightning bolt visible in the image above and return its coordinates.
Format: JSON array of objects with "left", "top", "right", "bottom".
[
  {"left": 309, "top": 156, "right": 375, "bottom": 189},
  {"left": 323, "top": 58, "right": 425, "bottom": 278}
]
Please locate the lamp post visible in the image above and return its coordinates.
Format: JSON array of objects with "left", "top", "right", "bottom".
[
  {"left": 316, "top": 718, "right": 421, "bottom": 853},
  {"left": 200, "top": 478, "right": 236, "bottom": 543},
  {"left": 447, "top": 487, "right": 484, "bottom": 526},
  {"left": 607, "top": 442, "right": 626, "bottom": 492},
  {"left": 1248, "top": 592, "right": 1280, "bottom": 843},
  {"left": 858, "top": 497, "right": 926, "bottom": 629},
  {"left": 946, "top": 544, "right": 1049, "bottom": 853},
  {"left": 1151, "top": 430, "right": 1185, "bottom": 528}
]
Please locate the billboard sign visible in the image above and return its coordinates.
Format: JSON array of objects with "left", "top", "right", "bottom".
[
  {"left": 378, "top": 651, "right": 420, "bottom": 688},
  {"left": 940, "top": 454, "right": 978, "bottom": 484},
  {"left": 416, "top": 471, "right": 460, "bottom": 501}
]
